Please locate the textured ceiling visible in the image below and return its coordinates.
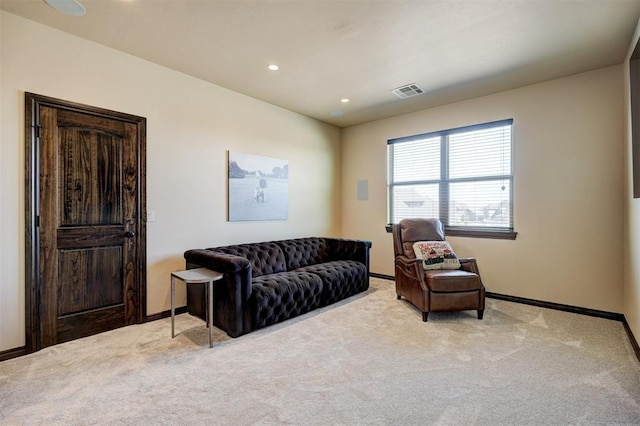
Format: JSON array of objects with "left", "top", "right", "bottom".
[{"left": 2, "top": 0, "right": 640, "bottom": 127}]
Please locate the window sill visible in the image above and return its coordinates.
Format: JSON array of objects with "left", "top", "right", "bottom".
[
  {"left": 385, "top": 224, "right": 517, "bottom": 240},
  {"left": 445, "top": 228, "right": 517, "bottom": 240}
]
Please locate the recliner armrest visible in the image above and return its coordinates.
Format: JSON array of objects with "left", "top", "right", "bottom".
[
  {"left": 395, "top": 255, "right": 425, "bottom": 279},
  {"left": 458, "top": 257, "right": 479, "bottom": 274}
]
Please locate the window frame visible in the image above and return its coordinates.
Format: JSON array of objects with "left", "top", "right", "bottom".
[{"left": 386, "top": 119, "right": 517, "bottom": 240}]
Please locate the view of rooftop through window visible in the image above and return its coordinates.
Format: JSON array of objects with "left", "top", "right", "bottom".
[{"left": 387, "top": 120, "right": 513, "bottom": 234}]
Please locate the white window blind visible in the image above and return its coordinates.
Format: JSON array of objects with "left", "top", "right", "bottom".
[{"left": 387, "top": 119, "right": 513, "bottom": 234}]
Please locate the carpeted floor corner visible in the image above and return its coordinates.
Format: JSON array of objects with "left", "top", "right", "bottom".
[{"left": 1, "top": 277, "right": 639, "bottom": 425}]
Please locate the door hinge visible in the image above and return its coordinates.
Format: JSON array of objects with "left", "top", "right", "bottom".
[
  {"left": 35, "top": 125, "right": 42, "bottom": 139},
  {"left": 35, "top": 215, "right": 40, "bottom": 227}
]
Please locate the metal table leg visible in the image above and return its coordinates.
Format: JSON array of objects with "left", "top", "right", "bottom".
[
  {"left": 208, "top": 279, "right": 214, "bottom": 348},
  {"left": 171, "top": 275, "right": 176, "bottom": 338}
]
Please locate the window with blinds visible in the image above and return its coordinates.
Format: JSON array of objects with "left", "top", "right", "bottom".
[{"left": 387, "top": 119, "right": 514, "bottom": 237}]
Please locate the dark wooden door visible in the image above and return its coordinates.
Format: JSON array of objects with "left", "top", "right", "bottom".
[{"left": 25, "top": 93, "right": 146, "bottom": 351}]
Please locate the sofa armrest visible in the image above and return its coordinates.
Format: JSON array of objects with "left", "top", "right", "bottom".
[
  {"left": 328, "top": 238, "right": 372, "bottom": 267},
  {"left": 183, "top": 249, "right": 253, "bottom": 337},
  {"left": 184, "top": 249, "right": 250, "bottom": 273}
]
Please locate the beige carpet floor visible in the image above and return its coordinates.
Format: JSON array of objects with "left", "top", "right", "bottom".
[{"left": 1, "top": 277, "right": 639, "bottom": 425}]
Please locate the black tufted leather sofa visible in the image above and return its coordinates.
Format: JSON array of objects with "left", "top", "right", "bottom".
[{"left": 184, "top": 237, "right": 372, "bottom": 337}]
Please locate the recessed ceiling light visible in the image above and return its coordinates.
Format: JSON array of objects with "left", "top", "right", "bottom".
[
  {"left": 341, "top": 98, "right": 350, "bottom": 103},
  {"left": 268, "top": 64, "right": 279, "bottom": 71},
  {"left": 44, "top": 0, "right": 86, "bottom": 16}
]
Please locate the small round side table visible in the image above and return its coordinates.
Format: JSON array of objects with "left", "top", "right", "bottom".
[{"left": 171, "top": 267, "right": 223, "bottom": 348}]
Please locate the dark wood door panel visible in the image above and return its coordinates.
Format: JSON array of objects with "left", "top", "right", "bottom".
[
  {"left": 58, "top": 128, "right": 123, "bottom": 226},
  {"left": 57, "top": 246, "right": 123, "bottom": 316}
]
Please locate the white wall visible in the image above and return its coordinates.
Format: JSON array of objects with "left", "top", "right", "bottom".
[
  {"left": 342, "top": 66, "right": 625, "bottom": 313},
  {"left": 0, "top": 12, "right": 341, "bottom": 352},
  {"left": 624, "top": 18, "right": 640, "bottom": 346}
]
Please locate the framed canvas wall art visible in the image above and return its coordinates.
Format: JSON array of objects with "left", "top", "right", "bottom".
[{"left": 228, "top": 151, "right": 289, "bottom": 221}]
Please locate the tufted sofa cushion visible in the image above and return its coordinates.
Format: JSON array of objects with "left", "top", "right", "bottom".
[
  {"left": 277, "top": 238, "right": 332, "bottom": 270},
  {"left": 209, "top": 242, "right": 286, "bottom": 278},
  {"left": 251, "top": 271, "right": 323, "bottom": 329},
  {"left": 296, "top": 260, "right": 368, "bottom": 305}
]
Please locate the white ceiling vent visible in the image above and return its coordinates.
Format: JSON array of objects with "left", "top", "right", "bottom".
[{"left": 391, "top": 84, "right": 424, "bottom": 99}]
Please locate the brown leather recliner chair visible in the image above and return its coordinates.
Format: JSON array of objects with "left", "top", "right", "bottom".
[{"left": 392, "top": 218, "right": 485, "bottom": 321}]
